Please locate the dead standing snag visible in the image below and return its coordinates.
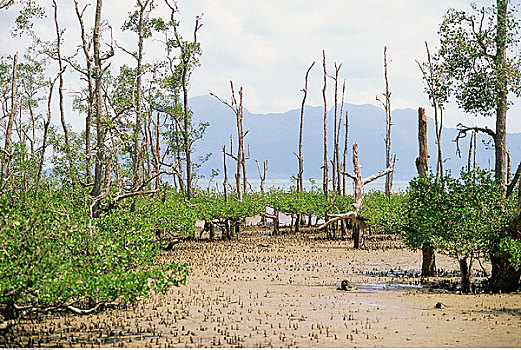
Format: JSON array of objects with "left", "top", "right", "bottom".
[{"left": 320, "top": 143, "right": 392, "bottom": 248}]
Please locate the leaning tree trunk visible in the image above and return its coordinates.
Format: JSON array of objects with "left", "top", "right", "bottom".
[{"left": 416, "top": 107, "right": 437, "bottom": 277}]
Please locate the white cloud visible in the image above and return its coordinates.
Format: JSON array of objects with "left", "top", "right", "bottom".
[{"left": 1, "top": 0, "right": 520, "bottom": 132}]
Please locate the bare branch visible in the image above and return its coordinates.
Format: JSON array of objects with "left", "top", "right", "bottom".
[
  {"left": 453, "top": 123, "right": 495, "bottom": 157},
  {"left": 363, "top": 167, "right": 393, "bottom": 185},
  {"left": 318, "top": 211, "right": 357, "bottom": 230},
  {"left": 506, "top": 162, "right": 521, "bottom": 198}
]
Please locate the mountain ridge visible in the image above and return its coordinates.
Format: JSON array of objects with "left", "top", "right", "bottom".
[{"left": 189, "top": 94, "right": 521, "bottom": 182}]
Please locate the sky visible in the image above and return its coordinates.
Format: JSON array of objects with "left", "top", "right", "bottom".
[{"left": 1, "top": 0, "right": 521, "bottom": 132}]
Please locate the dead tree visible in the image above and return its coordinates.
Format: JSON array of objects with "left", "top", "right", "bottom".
[
  {"left": 35, "top": 70, "right": 63, "bottom": 197},
  {"left": 416, "top": 107, "right": 437, "bottom": 277},
  {"left": 329, "top": 62, "right": 342, "bottom": 195},
  {"left": 296, "top": 61, "right": 315, "bottom": 193},
  {"left": 322, "top": 50, "right": 329, "bottom": 199},
  {"left": 222, "top": 145, "right": 228, "bottom": 202},
  {"left": 0, "top": 52, "right": 18, "bottom": 193},
  {"left": 338, "top": 78, "right": 346, "bottom": 194},
  {"left": 320, "top": 143, "right": 392, "bottom": 249},
  {"left": 255, "top": 159, "right": 268, "bottom": 194},
  {"left": 376, "top": 46, "right": 394, "bottom": 199},
  {"left": 342, "top": 88, "right": 349, "bottom": 196},
  {"left": 211, "top": 82, "right": 247, "bottom": 201},
  {"left": 416, "top": 41, "right": 445, "bottom": 181}
]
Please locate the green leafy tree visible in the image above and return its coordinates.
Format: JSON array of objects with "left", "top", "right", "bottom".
[
  {"left": 436, "top": 0, "right": 521, "bottom": 293},
  {"left": 403, "top": 170, "right": 517, "bottom": 292}
]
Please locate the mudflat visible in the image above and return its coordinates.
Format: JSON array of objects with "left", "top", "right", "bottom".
[{"left": 5, "top": 230, "right": 521, "bottom": 347}]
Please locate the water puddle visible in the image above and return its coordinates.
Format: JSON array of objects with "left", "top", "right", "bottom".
[{"left": 352, "top": 281, "right": 423, "bottom": 292}]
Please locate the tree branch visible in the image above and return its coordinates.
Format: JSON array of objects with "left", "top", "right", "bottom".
[
  {"left": 363, "top": 167, "right": 393, "bottom": 185},
  {"left": 506, "top": 161, "right": 521, "bottom": 198},
  {"left": 453, "top": 123, "right": 495, "bottom": 157}
]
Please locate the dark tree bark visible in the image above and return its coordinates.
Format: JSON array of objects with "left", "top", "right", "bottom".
[
  {"left": 416, "top": 107, "right": 437, "bottom": 277},
  {"left": 459, "top": 256, "right": 471, "bottom": 293},
  {"left": 494, "top": 0, "right": 508, "bottom": 189}
]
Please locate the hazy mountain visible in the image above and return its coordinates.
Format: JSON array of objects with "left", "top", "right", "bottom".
[{"left": 189, "top": 94, "right": 521, "bottom": 182}]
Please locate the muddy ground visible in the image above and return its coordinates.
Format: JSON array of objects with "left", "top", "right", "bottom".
[{"left": 3, "top": 227, "right": 521, "bottom": 347}]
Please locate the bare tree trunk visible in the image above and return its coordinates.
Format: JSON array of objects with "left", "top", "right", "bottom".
[
  {"left": 222, "top": 145, "right": 228, "bottom": 202},
  {"left": 423, "top": 42, "right": 444, "bottom": 181},
  {"left": 211, "top": 82, "right": 245, "bottom": 201},
  {"left": 132, "top": 0, "right": 148, "bottom": 198},
  {"left": 52, "top": 0, "right": 69, "bottom": 149},
  {"left": 322, "top": 50, "right": 329, "bottom": 199},
  {"left": 416, "top": 107, "right": 437, "bottom": 277},
  {"left": 342, "top": 104, "right": 349, "bottom": 196},
  {"left": 255, "top": 159, "right": 268, "bottom": 194},
  {"left": 415, "top": 108, "right": 429, "bottom": 176},
  {"left": 35, "top": 72, "right": 61, "bottom": 197},
  {"left": 322, "top": 143, "right": 392, "bottom": 248},
  {"left": 331, "top": 62, "right": 342, "bottom": 195},
  {"left": 90, "top": 0, "right": 105, "bottom": 219},
  {"left": 73, "top": 0, "right": 93, "bottom": 183},
  {"left": 0, "top": 52, "right": 18, "bottom": 192},
  {"left": 337, "top": 78, "right": 346, "bottom": 194},
  {"left": 507, "top": 149, "right": 511, "bottom": 185},
  {"left": 383, "top": 46, "right": 393, "bottom": 199},
  {"left": 297, "top": 61, "right": 315, "bottom": 193}
]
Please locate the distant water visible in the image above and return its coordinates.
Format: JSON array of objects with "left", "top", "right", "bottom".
[{"left": 193, "top": 178, "right": 410, "bottom": 194}]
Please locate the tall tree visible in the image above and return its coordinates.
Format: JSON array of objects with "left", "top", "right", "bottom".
[
  {"left": 322, "top": 50, "right": 329, "bottom": 200},
  {"left": 437, "top": 0, "right": 521, "bottom": 291},
  {"left": 438, "top": 0, "right": 521, "bottom": 188},
  {"left": 416, "top": 107, "right": 437, "bottom": 277},
  {"left": 0, "top": 52, "right": 18, "bottom": 192},
  {"left": 90, "top": 0, "right": 107, "bottom": 218},
  {"left": 121, "top": 0, "right": 155, "bottom": 197},
  {"left": 296, "top": 61, "right": 314, "bottom": 194},
  {"left": 382, "top": 47, "right": 393, "bottom": 198},
  {"left": 211, "top": 82, "right": 246, "bottom": 202},
  {"left": 164, "top": 0, "right": 202, "bottom": 199},
  {"left": 330, "top": 62, "right": 342, "bottom": 195},
  {"left": 416, "top": 41, "right": 450, "bottom": 182}
]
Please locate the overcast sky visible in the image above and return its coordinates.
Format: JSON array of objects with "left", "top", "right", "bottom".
[{"left": 1, "top": 0, "right": 521, "bottom": 132}]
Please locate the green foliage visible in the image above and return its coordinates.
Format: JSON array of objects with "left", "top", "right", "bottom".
[
  {"left": 499, "top": 237, "right": 521, "bottom": 269},
  {"left": 437, "top": 3, "right": 521, "bottom": 116},
  {"left": 265, "top": 188, "right": 352, "bottom": 217},
  {"left": 402, "top": 170, "right": 516, "bottom": 260},
  {"left": 0, "top": 190, "right": 188, "bottom": 320},
  {"left": 360, "top": 191, "right": 407, "bottom": 234}
]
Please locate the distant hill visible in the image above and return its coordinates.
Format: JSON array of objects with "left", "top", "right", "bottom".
[{"left": 189, "top": 94, "right": 521, "bottom": 181}]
